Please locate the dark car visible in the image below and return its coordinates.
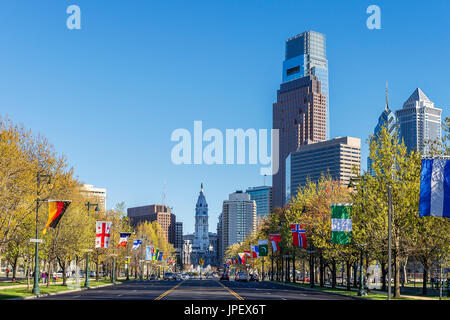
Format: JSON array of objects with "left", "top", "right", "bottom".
[
  {"left": 249, "top": 274, "right": 259, "bottom": 282},
  {"left": 235, "top": 272, "right": 248, "bottom": 282},
  {"left": 150, "top": 274, "right": 157, "bottom": 280},
  {"left": 164, "top": 272, "right": 175, "bottom": 280},
  {"left": 220, "top": 273, "right": 229, "bottom": 281}
]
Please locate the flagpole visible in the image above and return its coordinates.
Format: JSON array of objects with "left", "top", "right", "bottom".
[{"left": 84, "top": 202, "right": 98, "bottom": 289}]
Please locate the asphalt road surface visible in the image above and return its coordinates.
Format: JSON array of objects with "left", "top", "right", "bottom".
[{"left": 38, "top": 279, "right": 355, "bottom": 300}]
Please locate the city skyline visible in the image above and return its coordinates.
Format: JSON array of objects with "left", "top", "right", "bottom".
[{"left": 1, "top": 1, "right": 449, "bottom": 234}]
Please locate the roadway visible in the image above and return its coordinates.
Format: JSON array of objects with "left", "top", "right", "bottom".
[{"left": 37, "top": 279, "right": 355, "bottom": 300}]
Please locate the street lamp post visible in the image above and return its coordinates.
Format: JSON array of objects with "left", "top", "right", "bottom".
[
  {"left": 388, "top": 185, "right": 393, "bottom": 300},
  {"left": 32, "top": 173, "right": 51, "bottom": 295},
  {"left": 261, "top": 257, "right": 265, "bottom": 281},
  {"left": 84, "top": 202, "right": 99, "bottom": 289}
]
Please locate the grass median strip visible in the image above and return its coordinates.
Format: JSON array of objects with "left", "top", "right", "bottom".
[{"left": 0, "top": 279, "right": 124, "bottom": 300}]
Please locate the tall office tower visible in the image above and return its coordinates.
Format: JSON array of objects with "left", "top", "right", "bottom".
[
  {"left": 395, "top": 88, "right": 442, "bottom": 153},
  {"left": 285, "top": 137, "right": 361, "bottom": 204},
  {"left": 283, "top": 31, "right": 329, "bottom": 138},
  {"left": 127, "top": 204, "right": 176, "bottom": 245},
  {"left": 367, "top": 84, "right": 397, "bottom": 176},
  {"left": 216, "top": 214, "right": 223, "bottom": 268},
  {"left": 246, "top": 186, "right": 272, "bottom": 225},
  {"left": 193, "top": 183, "right": 209, "bottom": 252},
  {"left": 220, "top": 191, "right": 256, "bottom": 264},
  {"left": 175, "top": 222, "right": 183, "bottom": 249},
  {"left": 272, "top": 75, "right": 327, "bottom": 208}
]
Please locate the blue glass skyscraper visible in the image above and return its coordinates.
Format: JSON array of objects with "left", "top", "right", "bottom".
[
  {"left": 282, "top": 31, "right": 329, "bottom": 139},
  {"left": 367, "top": 84, "right": 397, "bottom": 176}
]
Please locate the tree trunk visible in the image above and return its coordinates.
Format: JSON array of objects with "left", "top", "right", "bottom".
[
  {"left": 346, "top": 261, "right": 351, "bottom": 291},
  {"left": 11, "top": 256, "right": 18, "bottom": 282},
  {"left": 26, "top": 262, "right": 30, "bottom": 291},
  {"left": 353, "top": 263, "right": 358, "bottom": 288},
  {"left": 47, "top": 260, "right": 51, "bottom": 288},
  {"left": 381, "top": 262, "right": 387, "bottom": 291},
  {"left": 96, "top": 257, "right": 99, "bottom": 282},
  {"left": 62, "top": 262, "right": 67, "bottom": 286},
  {"left": 331, "top": 260, "right": 337, "bottom": 288},
  {"left": 422, "top": 261, "right": 428, "bottom": 296},
  {"left": 319, "top": 254, "right": 324, "bottom": 287},
  {"left": 309, "top": 253, "right": 315, "bottom": 287},
  {"left": 292, "top": 254, "right": 296, "bottom": 283},
  {"left": 402, "top": 257, "right": 408, "bottom": 287},
  {"left": 394, "top": 245, "right": 401, "bottom": 298}
]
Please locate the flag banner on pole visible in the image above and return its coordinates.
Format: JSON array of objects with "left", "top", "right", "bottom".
[
  {"left": 269, "top": 234, "right": 281, "bottom": 252},
  {"left": 158, "top": 251, "right": 163, "bottom": 261},
  {"left": 258, "top": 240, "right": 268, "bottom": 256},
  {"left": 244, "top": 250, "right": 251, "bottom": 257},
  {"left": 43, "top": 200, "right": 71, "bottom": 234},
  {"left": 117, "top": 232, "right": 132, "bottom": 247},
  {"left": 131, "top": 239, "right": 142, "bottom": 250},
  {"left": 238, "top": 253, "right": 245, "bottom": 264},
  {"left": 419, "top": 158, "right": 450, "bottom": 218},
  {"left": 290, "top": 224, "right": 307, "bottom": 248},
  {"left": 250, "top": 245, "right": 259, "bottom": 258},
  {"left": 153, "top": 249, "right": 159, "bottom": 261},
  {"left": 95, "top": 221, "right": 112, "bottom": 248},
  {"left": 331, "top": 204, "right": 352, "bottom": 244},
  {"left": 145, "top": 246, "right": 152, "bottom": 261}
]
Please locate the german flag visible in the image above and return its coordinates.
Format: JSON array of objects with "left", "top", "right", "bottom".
[{"left": 43, "top": 200, "right": 71, "bottom": 234}]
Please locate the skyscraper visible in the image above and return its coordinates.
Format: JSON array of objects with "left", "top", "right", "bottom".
[
  {"left": 367, "top": 84, "right": 397, "bottom": 175},
  {"left": 272, "top": 31, "right": 328, "bottom": 209},
  {"left": 272, "top": 75, "right": 327, "bottom": 208},
  {"left": 283, "top": 31, "right": 329, "bottom": 138},
  {"left": 127, "top": 204, "right": 176, "bottom": 245},
  {"left": 396, "top": 88, "right": 442, "bottom": 153},
  {"left": 219, "top": 191, "right": 256, "bottom": 265},
  {"left": 246, "top": 186, "right": 272, "bottom": 221},
  {"left": 285, "top": 137, "right": 361, "bottom": 204}
]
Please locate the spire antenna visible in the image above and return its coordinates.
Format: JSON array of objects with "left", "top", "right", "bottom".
[{"left": 385, "top": 81, "right": 389, "bottom": 110}]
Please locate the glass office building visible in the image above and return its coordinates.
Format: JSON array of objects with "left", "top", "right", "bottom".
[
  {"left": 282, "top": 31, "right": 329, "bottom": 139},
  {"left": 246, "top": 186, "right": 272, "bottom": 219},
  {"left": 395, "top": 88, "right": 442, "bottom": 154}
]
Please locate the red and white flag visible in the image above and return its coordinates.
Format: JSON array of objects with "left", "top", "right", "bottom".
[
  {"left": 290, "top": 224, "right": 307, "bottom": 249},
  {"left": 95, "top": 221, "right": 112, "bottom": 248},
  {"left": 250, "top": 245, "right": 259, "bottom": 258},
  {"left": 269, "top": 234, "right": 282, "bottom": 252}
]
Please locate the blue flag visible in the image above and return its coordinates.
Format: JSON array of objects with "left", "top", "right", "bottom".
[
  {"left": 419, "top": 159, "right": 450, "bottom": 218},
  {"left": 131, "top": 239, "right": 142, "bottom": 250}
]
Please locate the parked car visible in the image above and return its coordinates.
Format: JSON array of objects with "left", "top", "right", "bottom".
[
  {"left": 235, "top": 272, "right": 248, "bottom": 282},
  {"left": 182, "top": 273, "right": 190, "bottom": 280},
  {"left": 150, "top": 274, "right": 157, "bottom": 280},
  {"left": 249, "top": 274, "right": 259, "bottom": 282},
  {"left": 89, "top": 271, "right": 96, "bottom": 277},
  {"left": 164, "top": 272, "right": 175, "bottom": 280},
  {"left": 220, "top": 273, "right": 229, "bottom": 281}
]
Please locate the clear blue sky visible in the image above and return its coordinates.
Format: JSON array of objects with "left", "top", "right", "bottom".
[{"left": 1, "top": 0, "right": 449, "bottom": 234}]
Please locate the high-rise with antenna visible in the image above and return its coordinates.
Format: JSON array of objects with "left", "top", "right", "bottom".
[{"left": 367, "top": 82, "right": 397, "bottom": 176}]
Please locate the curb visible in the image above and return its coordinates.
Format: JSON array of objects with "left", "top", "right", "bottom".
[
  {"left": 6, "top": 281, "right": 126, "bottom": 300},
  {"left": 270, "top": 281, "right": 367, "bottom": 300}
]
